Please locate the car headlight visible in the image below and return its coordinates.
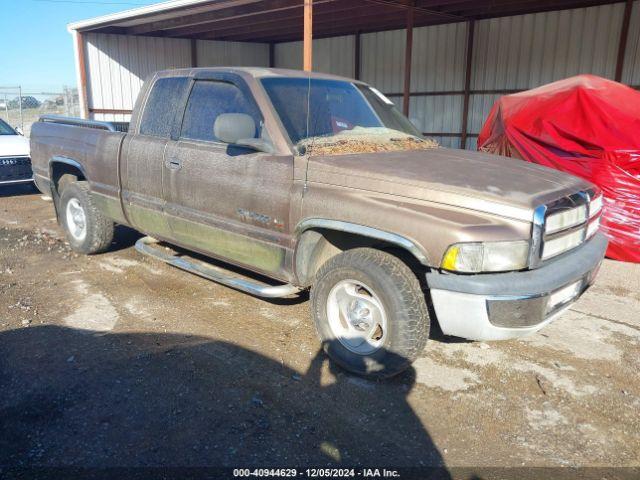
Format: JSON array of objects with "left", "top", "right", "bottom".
[
  {"left": 589, "top": 193, "right": 603, "bottom": 218},
  {"left": 441, "top": 240, "right": 530, "bottom": 273}
]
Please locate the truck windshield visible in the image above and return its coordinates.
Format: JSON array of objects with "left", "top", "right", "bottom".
[
  {"left": 260, "top": 77, "right": 435, "bottom": 155},
  {"left": 0, "top": 119, "right": 16, "bottom": 135}
]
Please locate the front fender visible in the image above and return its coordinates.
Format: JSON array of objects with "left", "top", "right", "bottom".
[
  {"left": 298, "top": 183, "right": 533, "bottom": 272},
  {"left": 296, "top": 218, "right": 429, "bottom": 264}
]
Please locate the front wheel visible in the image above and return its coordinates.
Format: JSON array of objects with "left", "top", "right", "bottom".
[
  {"left": 310, "top": 248, "right": 430, "bottom": 378},
  {"left": 59, "top": 181, "right": 114, "bottom": 254}
]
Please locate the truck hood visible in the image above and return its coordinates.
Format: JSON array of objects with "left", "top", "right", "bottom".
[
  {"left": 0, "top": 135, "right": 30, "bottom": 157},
  {"left": 306, "top": 148, "right": 592, "bottom": 222}
]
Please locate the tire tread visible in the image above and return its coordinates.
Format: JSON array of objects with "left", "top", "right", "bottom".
[
  {"left": 311, "top": 247, "right": 430, "bottom": 377},
  {"left": 60, "top": 181, "right": 114, "bottom": 254}
]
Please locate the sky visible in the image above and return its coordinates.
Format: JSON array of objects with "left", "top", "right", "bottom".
[{"left": 0, "top": 0, "right": 160, "bottom": 94}]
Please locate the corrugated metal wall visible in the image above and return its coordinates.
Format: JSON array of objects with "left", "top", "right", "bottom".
[
  {"left": 274, "top": 35, "right": 355, "bottom": 77},
  {"left": 622, "top": 0, "right": 640, "bottom": 85},
  {"left": 409, "top": 23, "right": 468, "bottom": 148},
  {"left": 354, "top": 24, "right": 468, "bottom": 147},
  {"left": 84, "top": 33, "right": 269, "bottom": 121},
  {"left": 196, "top": 40, "right": 270, "bottom": 68},
  {"left": 273, "top": 23, "right": 467, "bottom": 147},
  {"left": 271, "top": 2, "right": 637, "bottom": 150},
  {"left": 360, "top": 30, "right": 406, "bottom": 93},
  {"left": 85, "top": 33, "right": 192, "bottom": 121},
  {"left": 467, "top": 2, "right": 627, "bottom": 149}
]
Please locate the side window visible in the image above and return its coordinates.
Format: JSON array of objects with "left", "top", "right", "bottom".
[
  {"left": 180, "top": 81, "right": 261, "bottom": 142},
  {"left": 139, "top": 77, "right": 189, "bottom": 137}
]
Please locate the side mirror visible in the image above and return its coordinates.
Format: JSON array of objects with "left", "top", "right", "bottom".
[
  {"left": 15, "top": 127, "right": 24, "bottom": 136},
  {"left": 214, "top": 113, "right": 255, "bottom": 144},
  {"left": 213, "top": 113, "right": 274, "bottom": 154}
]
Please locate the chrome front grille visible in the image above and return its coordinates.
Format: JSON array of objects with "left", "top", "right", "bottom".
[
  {"left": 542, "top": 225, "right": 585, "bottom": 259},
  {"left": 530, "top": 189, "right": 603, "bottom": 267}
]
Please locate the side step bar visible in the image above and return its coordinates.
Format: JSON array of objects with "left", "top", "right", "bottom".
[{"left": 135, "top": 236, "right": 302, "bottom": 299}]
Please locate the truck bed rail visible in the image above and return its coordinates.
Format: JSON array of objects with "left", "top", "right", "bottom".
[{"left": 39, "top": 115, "right": 129, "bottom": 133}]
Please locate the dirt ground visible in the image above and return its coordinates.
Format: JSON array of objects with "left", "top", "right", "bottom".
[{"left": 1, "top": 184, "right": 639, "bottom": 473}]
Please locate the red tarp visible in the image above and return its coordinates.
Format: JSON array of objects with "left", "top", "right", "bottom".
[{"left": 478, "top": 74, "right": 640, "bottom": 263}]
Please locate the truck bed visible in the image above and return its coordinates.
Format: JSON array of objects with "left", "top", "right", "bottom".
[
  {"left": 30, "top": 115, "right": 128, "bottom": 206},
  {"left": 39, "top": 114, "right": 129, "bottom": 133}
]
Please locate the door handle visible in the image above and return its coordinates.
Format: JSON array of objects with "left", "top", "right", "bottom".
[{"left": 166, "top": 158, "right": 182, "bottom": 170}]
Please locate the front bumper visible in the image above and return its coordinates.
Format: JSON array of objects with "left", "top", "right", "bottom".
[{"left": 426, "top": 233, "right": 608, "bottom": 341}]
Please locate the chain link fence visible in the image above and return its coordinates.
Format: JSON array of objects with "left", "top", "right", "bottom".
[{"left": 0, "top": 86, "right": 80, "bottom": 138}]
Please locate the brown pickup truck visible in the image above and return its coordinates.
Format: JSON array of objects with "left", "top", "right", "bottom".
[{"left": 31, "top": 68, "right": 607, "bottom": 377}]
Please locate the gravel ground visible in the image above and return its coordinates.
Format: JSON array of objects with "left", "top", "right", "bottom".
[{"left": 1, "top": 184, "right": 639, "bottom": 473}]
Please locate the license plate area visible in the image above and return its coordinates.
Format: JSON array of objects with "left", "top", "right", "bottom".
[{"left": 546, "top": 279, "right": 583, "bottom": 314}]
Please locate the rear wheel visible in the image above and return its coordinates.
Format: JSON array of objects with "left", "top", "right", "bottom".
[
  {"left": 310, "top": 248, "right": 430, "bottom": 378},
  {"left": 59, "top": 181, "right": 114, "bottom": 254}
]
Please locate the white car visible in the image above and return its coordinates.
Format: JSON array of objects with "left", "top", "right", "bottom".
[{"left": 0, "top": 118, "right": 32, "bottom": 185}]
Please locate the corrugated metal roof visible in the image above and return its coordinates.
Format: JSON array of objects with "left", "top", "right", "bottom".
[
  {"left": 68, "top": 0, "right": 212, "bottom": 32},
  {"left": 68, "top": 0, "right": 629, "bottom": 43}
]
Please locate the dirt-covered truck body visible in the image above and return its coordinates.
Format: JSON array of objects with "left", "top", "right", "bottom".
[{"left": 30, "top": 68, "right": 607, "bottom": 377}]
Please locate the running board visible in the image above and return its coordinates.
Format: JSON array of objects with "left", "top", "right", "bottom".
[{"left": 134, "top": 236, "right": 301, "bottom": 298}]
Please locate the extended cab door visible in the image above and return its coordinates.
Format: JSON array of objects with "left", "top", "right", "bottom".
[
  {"left": 120, "top": 76, "right": 190, "bottom": 239},
  {"left": 162, "top": 76, "right": 294, "bottom": 280}
]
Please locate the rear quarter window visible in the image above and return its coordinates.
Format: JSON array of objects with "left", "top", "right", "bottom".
[{"left": 139, "top": 77, "right": 190, "bottom": 137}]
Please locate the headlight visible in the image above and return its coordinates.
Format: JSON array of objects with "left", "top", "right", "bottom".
[
  {"left": 586, "top": 215, "right": 601, "bottom": 239},
  {"left": 589, "top": 194, "right": 603, "bottom": 218},
  {"left": 542, "top": 228, "right": 584, "bottom": 259},
  {"left": 545, "top": 205, "right": 587, "bottom": 235},
  {"left": 441, "top": 240, "right": 530, "bottom": 273}
]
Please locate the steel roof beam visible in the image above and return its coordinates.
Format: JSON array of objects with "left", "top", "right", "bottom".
[{"left": 162, "top": 0, "right": 365, "bottom": 38}]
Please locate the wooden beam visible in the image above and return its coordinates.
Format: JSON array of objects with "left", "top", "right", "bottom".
[
  {"left": 354, "top": 30, "right": 361, "bottom": 80},
  {"left": 75, "top": 32, "right": 89, "bottom": 119},
  {"left": 460, "top": 19, "right": 475, "bottom": 150},
  {"left": 615, "top": 0, "right": 633, "bottom": 82},
  {"left": 303, "top": 0, "right": 313, "bottom": 71},
  {"left": 402, "top": 3, "right": 415, "bottom": 116}
]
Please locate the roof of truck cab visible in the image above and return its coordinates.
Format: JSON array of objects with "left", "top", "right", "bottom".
[{"left": 154, "top": 67, "right": 361, "bottom": 84}]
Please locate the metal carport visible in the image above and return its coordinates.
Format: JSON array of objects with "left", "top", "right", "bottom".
[{"left": 68, "top": 0, "right": 640, "bottom": 149}]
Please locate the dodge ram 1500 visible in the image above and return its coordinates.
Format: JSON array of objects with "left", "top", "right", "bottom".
[{"left": 30, "top": 68, "right": 607, "bottom": 377}]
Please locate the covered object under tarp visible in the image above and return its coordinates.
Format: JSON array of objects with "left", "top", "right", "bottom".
[{"left": 478, "top": 75, "right": 640, "bottom": 263}]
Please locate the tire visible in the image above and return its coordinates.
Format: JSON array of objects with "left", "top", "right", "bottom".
[
  {"left": 310, "top": 248, "right": 430, "bottom": 378},
  {"left": 59, "top": 181, "right": 114, "bottom": 254}
]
